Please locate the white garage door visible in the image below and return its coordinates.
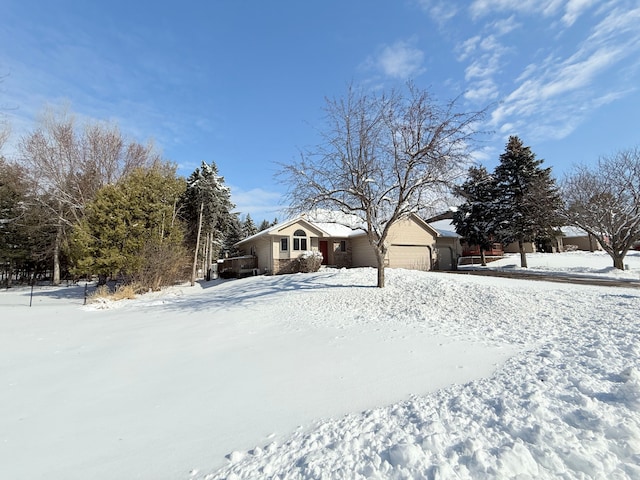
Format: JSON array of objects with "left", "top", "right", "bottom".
[{"left": 388, "top": 245, "right": 431, "bottom": 270}]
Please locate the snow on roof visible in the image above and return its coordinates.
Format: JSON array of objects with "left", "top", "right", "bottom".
[
  {"left": 561, "top": 226, "right": 588, "bottom": 237},
  {"left": 306, "top": 208, "right": 365, "bottom": 229},
  {"left": 310, "top": 222, "right": 364, "bottom": 238},
  {"left": 429, "top": 219, "right": 460, "bottom": 238}
]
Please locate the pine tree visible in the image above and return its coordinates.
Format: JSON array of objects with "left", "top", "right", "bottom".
[
  {"left": 0, "top": 159, "right": 56, "bottom": 284},
  {"left": 69, "top": 165, "right": 186, "bottom": 288},
  {"left": 452, "top": 166, "right": 496, "bottom": 266},
  {"left": 222, "top": 214, "right": 244, "bottom": 258},
  {"left": 258, "top": 219, "right": 271, "bottom": 231},
  {"left": 0, "top": 159, "right": 30, "bottom": 285},
  {"left": 180, "top": 161, "right": 235, "bottom": 284},
  {"left": 242, "top": 214, "right": 258, "bottom": 238},
  {"left": 491, "top": 136, "right": 561, "bottom": 267}
]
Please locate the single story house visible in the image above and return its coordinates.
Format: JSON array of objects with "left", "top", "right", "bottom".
[
  {"left": 233, "top": 213, "right": 440, "bottom": 275},
  {"left": 559, "top": 226, "right": 603, "bottom": 252}
]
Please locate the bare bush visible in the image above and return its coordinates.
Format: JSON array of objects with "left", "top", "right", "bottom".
[
  {"left": 132, "top": 241, "right": 191, "bottom": 291},
  {"left": 298, "top": 251, "right": 323, "bottom": 273}
]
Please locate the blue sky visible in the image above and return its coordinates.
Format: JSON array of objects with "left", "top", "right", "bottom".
[{"left": 1, "top": 0, "right": 639, "bottom": 222}]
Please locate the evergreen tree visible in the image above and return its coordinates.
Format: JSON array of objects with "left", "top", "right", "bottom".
[
  {"left": 0, "top": 159, "right": 56, "bottom": 284},
  {"left": 258, "top": 219, "right": 271, "bottom": 231},
  {"left": 19, "top": 109, "right": 160, "bottom": 284},
  {"left": 242, "top": 214, "right": 258, "bottom": 238},
  {"left": 452, "top": 166, "right": 496, "bottom": 266},
  {"left": 180, "top": 161, "right": 235, "bottom": 284},
  {"left": 491, "top": 136, "right": 561, "bottom": 267},
  {"left": 222, "top": 214, "right": 244, "bottom": 258},
  {"left": 70, "top": 165, "right": 187, "bottom": 288},
  {"left": 0, "top": 159, "right": 30, "bottom": 284}
]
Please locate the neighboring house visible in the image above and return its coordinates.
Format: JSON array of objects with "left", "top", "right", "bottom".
[
  {"left": 232, "top": 213, "right": 439, "bottom": 275},
  {"left": 503, "top": 240, "right": 537, "bottom": 254},
  {"left": 426, "top": 212, "right": 505, "bottom": 267},
  {"left": 428, "top": 219, "right": 463, "bottom": 270},
  {"left": 427, "top": 217, "right": 505, "bottom": 268},
  {"left": 559, "top": 226, "right": 603, "bottom": 252}
]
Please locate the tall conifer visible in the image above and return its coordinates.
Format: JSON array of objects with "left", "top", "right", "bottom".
[{"left": 491, "top": 136, "right": 561, "bottom": 267}]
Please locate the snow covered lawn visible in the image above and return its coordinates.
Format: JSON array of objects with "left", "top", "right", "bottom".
[
  {"left": 462, "top": 250, "right": 640, "bottom": 282},
  {"left": 1, "top": 254, "right": 639, "bottom": 479}
]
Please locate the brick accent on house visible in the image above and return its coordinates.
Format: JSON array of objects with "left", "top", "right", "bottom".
[{"left": 274, "top": 258, "right": 299, "bottom": 275}]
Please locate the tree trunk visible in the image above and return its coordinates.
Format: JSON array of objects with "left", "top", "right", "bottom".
[
  {"left": 191, "top": 202, "right": 204, "bottom": 286},
  {"left": 613, "top": 255, "right": 624, "bottom": 270},
  {"left": 480, "top": 248, "right": 487, "bottom": 266},
  {"left": 52, "top": 222, "right": 63, "bottom": 285},
  {"left": 206, "top": 231, "right": 213, "bottom": 281},
  {"left": 518, "top": 238, "right": 528, "bottom": 268},
  {"left": 375, "top": 248, "right": 386, "bottom": 288},
  {"left": 5, "top": 260, "right": 12, "bottom": 288}
]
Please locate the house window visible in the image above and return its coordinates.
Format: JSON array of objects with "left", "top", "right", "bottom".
[
  {"left": 280, "top": 238, "right": 288, "bottom": 251},
  {"left": 293, "top": 229, "right": 307, "bottom": 251},
  {"left": 340, "top": 240, "right": 347, "bottom": 252}
]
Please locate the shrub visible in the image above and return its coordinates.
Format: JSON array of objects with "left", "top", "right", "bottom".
[
  {"left": 112, "top": 284, "right": 138, "bottom": 300},
  {"left": 89, "top": 285, "right": 111, "bottom": 301},
  {"left": 131, "top": 241, "right": 191, "bottom": 291},
  {"left": 298, "top": 250, "right": 323, "bottom": 273}
]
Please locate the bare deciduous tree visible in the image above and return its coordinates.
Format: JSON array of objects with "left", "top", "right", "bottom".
[
  {"left": 281, "top": 83, "right": 486, "bottom": 287},
  {"left": 19, "top": 107, "right": 161, "bottom": 284},
  {"left": 563, "top": 147, "right": 640, "bottom": 270}
]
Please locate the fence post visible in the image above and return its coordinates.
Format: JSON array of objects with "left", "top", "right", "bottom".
[
  {"left": 84, "top": 282, "right": 88, "bottom": 305},
  {"left": 29, "top": 283, "right": 34, "bottom": 307}
]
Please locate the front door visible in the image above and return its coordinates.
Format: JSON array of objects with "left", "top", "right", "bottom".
[{"left": 319, "top": 241, "right": 329, "bottom": 265}]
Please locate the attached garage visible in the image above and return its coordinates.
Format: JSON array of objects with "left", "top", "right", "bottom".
[
  {"left": 435, "top": 246, "right": 454, "bottom": 271},
  {"left": 388, "top": 244, "right": 433, "bottom": 270}
]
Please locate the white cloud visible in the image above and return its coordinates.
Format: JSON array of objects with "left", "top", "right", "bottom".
[
  {"left": 490, "top": 15, "right": 521, "bottom": 35},
  {"left": 562, "top": 0, "right": 599, "bottom": 26},
  {"left": 415, "top": 0, "right": 459, "bottom": 23},
  {"left": 456, "top": 36, "right": 482, "bottom": 62},
  {"left": 230, "top": 186, "right": 285, "bottom": 222},
  {"left": 475, "top": 2, "right": 640, "bottom": 143},
  {"left": 459, "top": 33, "right": 509, "bottom": 103},
  {"left": 470, "top": 0, "right": 564, "bottom": 19},
  {"left": 374, "top": 40, "right": 426, "bottom": 79},
  {"left": 464, "top": 79, "right": 499, "bottom": 102}
]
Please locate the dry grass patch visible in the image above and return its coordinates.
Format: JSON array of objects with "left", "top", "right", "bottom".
[{"left": 88, "top": 283, "right": 139, "bottom": 303}]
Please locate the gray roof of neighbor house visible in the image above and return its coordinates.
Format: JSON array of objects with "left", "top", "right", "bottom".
[
  {"left": 428, "top": 219, "right": 460, "bottom": 238},
  {"left": 561, "top": 226, "right": 590, "bottom": 237}
]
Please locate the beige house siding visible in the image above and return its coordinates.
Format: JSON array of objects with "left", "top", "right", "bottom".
[
  {"left": 386, "top": 218, "right": 433, "bottom": 245},
  {"left": 253, "top": 237, "right": 273, "bottom": 274},
  {"left": 504, "top": 241, "right": 536, "bottom": 254},
  {"left": 236, "top": 214, "right": 439, "bottom": 275},
  {"left": 563, "top": 235, "right": 603, "bottom": 251},
  {"left": 434, "top": 236, "right": 461, "bottom": 270},
  {"left": 239, "top": 221, "right": 326, "bottom": 274},
  {"left": 331, "top": 240, "right": 351, "bottom": 267},
  {"left": 350, "top": 217, "right": 437, "bottom": 270},
  {"left": 386, "top": 217, "right": 436, "bottom": 270},
  {"left": 351, "top": 234, "right": 378, "bottom": 267}
]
